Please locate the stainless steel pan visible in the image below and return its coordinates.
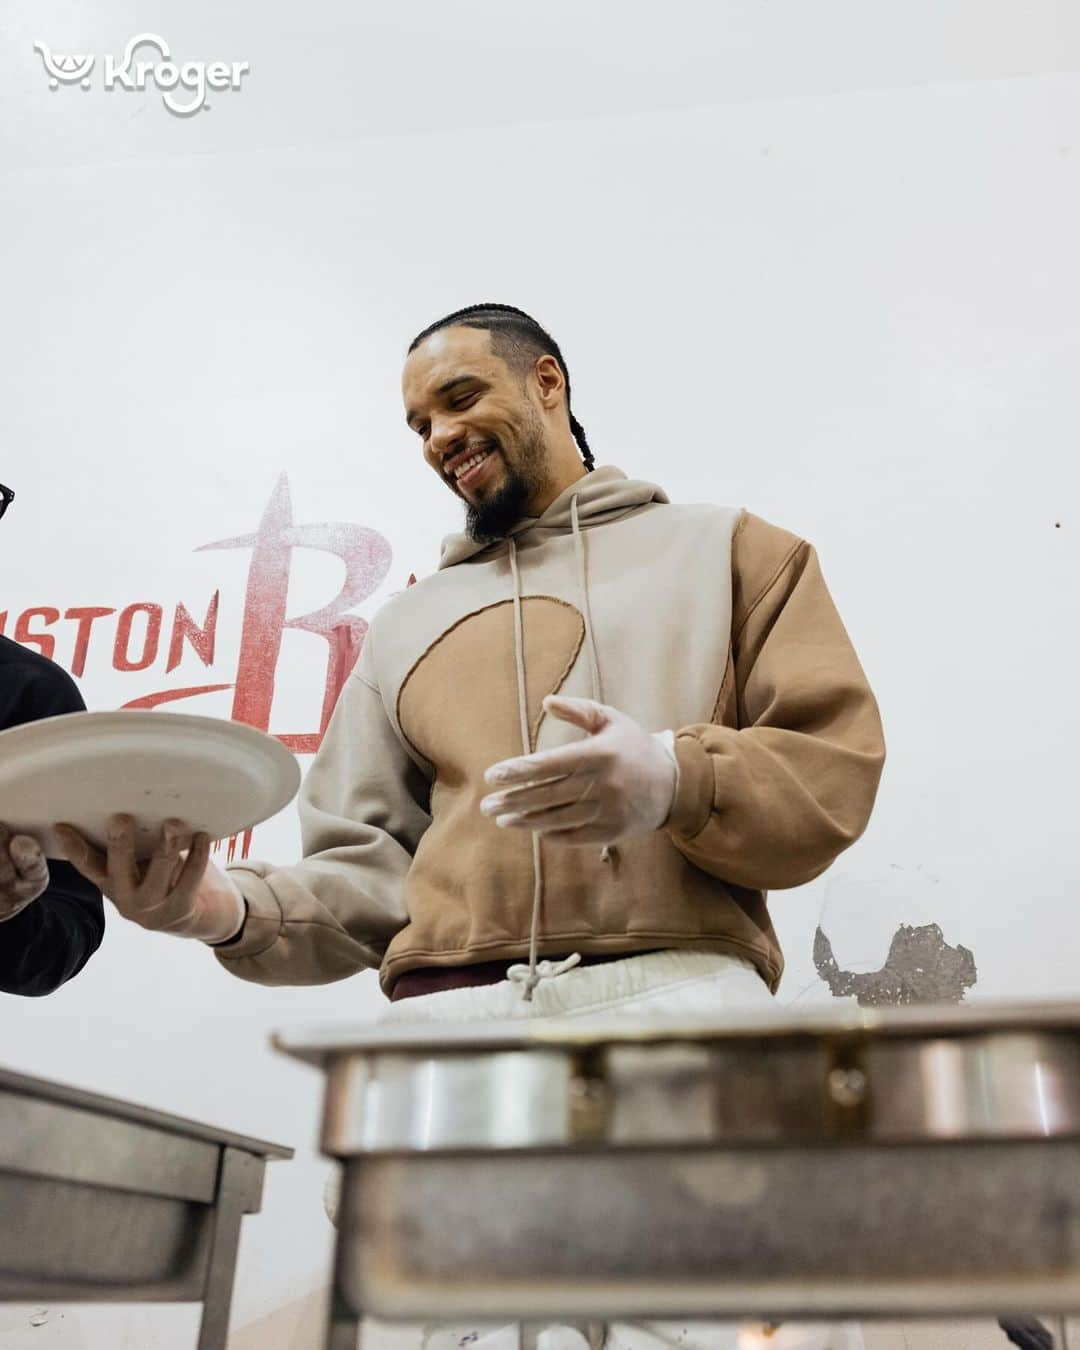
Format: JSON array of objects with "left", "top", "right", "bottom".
[{"left": 276, "top": 1001, "right": 1080, "bottom": 1343}]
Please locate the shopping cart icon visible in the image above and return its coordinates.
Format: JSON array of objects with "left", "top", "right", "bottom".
[{"left": 33, "top": 42, "right": 95, "bottom": 90}]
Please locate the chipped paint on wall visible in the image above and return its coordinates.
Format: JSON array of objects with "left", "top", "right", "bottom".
[{"left": 814, "top": 922, "right": 977, "bottom": 1006}]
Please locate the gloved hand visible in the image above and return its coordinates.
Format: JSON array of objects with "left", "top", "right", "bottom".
[
  {"left": 481, "top": 695, "right": 678, "bottom": 846},
  {"left": 55, "top": 814, "right": 245, "bottom": 944},
  {"left": 0, "top": 825, "right": 50, "bottom": 923}
]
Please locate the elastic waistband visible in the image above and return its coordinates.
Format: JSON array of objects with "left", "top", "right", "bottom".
[{"left": 388, "top": 949, "right": 663, "bottom": 1002}]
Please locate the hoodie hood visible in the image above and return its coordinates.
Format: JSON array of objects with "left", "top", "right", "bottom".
[{"left": 437, "top": 465, "right": 669, "bottom": 569}]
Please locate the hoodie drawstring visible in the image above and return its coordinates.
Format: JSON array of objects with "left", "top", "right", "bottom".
[
  {"left": 570, "top": 494, "right": 603, "bottom": 706},
  {"left": 506, "top": 536, "right": 551, "bottom": 1001},
  {"left": 505, "top": 492, "right": 612, "bottom": 1002},
  {"left": 570, "top": 494, "right": 615, "bottom": 868}
]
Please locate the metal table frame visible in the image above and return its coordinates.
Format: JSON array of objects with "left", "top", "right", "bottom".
[{"left": 0, "top": 1065, "right": 292, "bottom": 1350}]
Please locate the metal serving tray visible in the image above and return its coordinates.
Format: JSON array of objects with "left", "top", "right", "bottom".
[{"left": 276, "top": 1001, "right": 1080, "bottom": 1345}]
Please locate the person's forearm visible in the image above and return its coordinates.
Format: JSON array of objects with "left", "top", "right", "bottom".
[
  {"left": 667, "top": 522, "right": 885, "bottom": 891},
  {"left": 0, "top": 877, "right": 104, "bottom": 996},
  {"left": 667, "top": 719, "right": 883, "bottom": 889},
  {"left": 213, "top": 852, "right": 407, "bottom": 986},
  {"left": 212, "top": 663, "right": 428, "bottom": 987}
]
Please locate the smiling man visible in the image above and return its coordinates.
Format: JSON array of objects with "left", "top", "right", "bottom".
[
  {"left": 58, "top": 303, "right": 885, "bottom": 1016},
  {"left": 58, "top": 305, "right": 883, "bottom": 1350},
  {"left": 405, "top": 316, "right": 592, "bottom": 548}
]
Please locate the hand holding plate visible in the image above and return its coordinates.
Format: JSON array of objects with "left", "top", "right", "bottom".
[
  {"left": 55, "top": 814, "right": 245, "bottom": 944},
  {"left": 0, "top": 825, "right": 50, "bottom": 923}
]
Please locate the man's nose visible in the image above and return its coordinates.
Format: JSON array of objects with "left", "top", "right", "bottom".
[{"left": 429, "top": 416, "right": 467, "bottom": 462}]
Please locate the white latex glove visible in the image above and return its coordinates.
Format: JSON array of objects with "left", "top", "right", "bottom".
[
  {"left": 55, "top": 814, "right": 245, "bottom": 944},
  {"left": 481, "top": 695, "right": 678, "bottom": 847},
  {"left": 0, "top": 825, "right": 50, "bottom": 923}
]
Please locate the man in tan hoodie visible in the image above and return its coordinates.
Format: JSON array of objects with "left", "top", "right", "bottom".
[
  {"left": 58, "top": 302, "right": 885, "bottom": 1019},
  {"left": 59, "top": 303, "right": 883, "bottom": 1350}
]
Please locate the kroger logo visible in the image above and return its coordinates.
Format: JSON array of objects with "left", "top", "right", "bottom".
[{"left": 33, "top": 33, "right": 249, "bottom": 117}]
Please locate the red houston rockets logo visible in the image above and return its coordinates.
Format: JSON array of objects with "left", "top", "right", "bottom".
[{"left": 0, "top": 476, "right": 403, "bottom": 857}]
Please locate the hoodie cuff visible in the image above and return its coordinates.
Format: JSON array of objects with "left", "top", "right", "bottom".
[
  {"left": 666, "top": 733, "right": 715, "bottom": 840},
  {"left": 211, "top": 869, "right": 284, "bottom": 961}
]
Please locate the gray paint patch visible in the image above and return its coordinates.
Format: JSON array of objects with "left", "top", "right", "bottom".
[{"left": 813, "top": 922, "right": 977, "bottom": 1006}]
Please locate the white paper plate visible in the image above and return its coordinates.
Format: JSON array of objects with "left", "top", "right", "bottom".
[{"left": 0, "top": 711, "right": 301, "bottom": 860}]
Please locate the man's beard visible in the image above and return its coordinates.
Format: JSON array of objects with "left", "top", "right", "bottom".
[{"left": 464, "top": 413, "right": 550, "bottom": 544}]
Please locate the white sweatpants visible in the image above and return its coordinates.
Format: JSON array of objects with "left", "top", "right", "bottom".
[
  {"left": 379, "top": 948, "right": 773, "bottom": 1025},
  {"left": 351, "top": 952, "right": 863, "bottom": 1350}
]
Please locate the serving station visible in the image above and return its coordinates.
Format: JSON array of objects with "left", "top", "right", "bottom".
[
  {"left": 277, "top": 1001, "right": 1080, "bottom": 1350},
  {"left": 0, "top": 1065, "right": 292, "bottom": 1350}
]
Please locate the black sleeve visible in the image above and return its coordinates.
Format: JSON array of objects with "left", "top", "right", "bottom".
[
  {"left": 0, "top": 862, "right": 104, "bottom": 996},
  {"left": 0, "top": 653, "right": 105, "bottom": 997}
]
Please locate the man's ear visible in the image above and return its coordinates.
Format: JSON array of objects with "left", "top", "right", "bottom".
[{"left": 533, "top": 354, "right": 565, "bottom": 408}]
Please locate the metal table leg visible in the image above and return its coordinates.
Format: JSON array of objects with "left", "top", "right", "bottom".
[
  {"left": 198, "top": 1148, "right": 260, "bottom": 1350},
  {"left": 326, "top": 1171, "right": 361, "bottom": 1350},
  {"left": 327, "top": 1286, "right": 361, "bottom": 1350}
]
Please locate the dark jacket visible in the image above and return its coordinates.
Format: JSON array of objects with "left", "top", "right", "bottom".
[{"left": 0, "top": 636, "right": 104, "bottom": 995}]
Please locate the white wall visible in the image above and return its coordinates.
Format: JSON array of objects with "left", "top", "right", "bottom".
[{"left": 2, "top": 11, "right": 1079, "bottom": 1345}]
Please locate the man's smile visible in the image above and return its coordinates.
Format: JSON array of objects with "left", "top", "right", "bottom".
[{"left": 447, "top": 443, "right": 500, "bottom": 494}]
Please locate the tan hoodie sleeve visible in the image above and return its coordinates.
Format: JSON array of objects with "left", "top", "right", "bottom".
[
  {"left": 666, "top": 511, "right": 885, "bottom": 891},
  {"left": 213, "top": 645, "right": 430, "bottom": 986}
]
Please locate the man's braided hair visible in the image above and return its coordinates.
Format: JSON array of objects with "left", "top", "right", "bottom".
[{"left": 408, "top": 303, "right": 594, "bottom": 471}]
